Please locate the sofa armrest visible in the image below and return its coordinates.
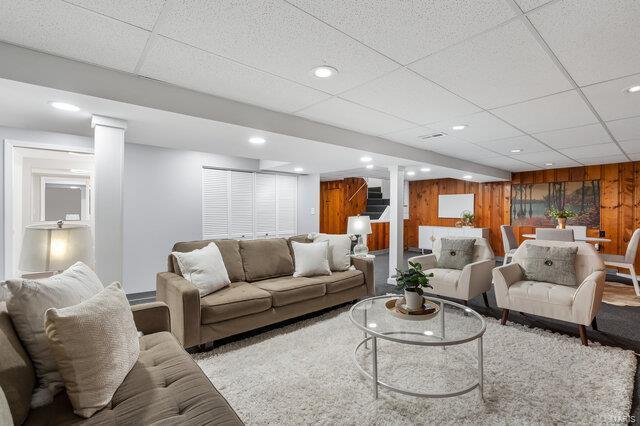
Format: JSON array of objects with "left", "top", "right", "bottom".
[
  {"left": 408, "top": 254, "right": 437, "bottom": 270},
  {"left": 351, "top": 256, "right": 375, "bottom": 296},
  {"left": 492, "top": 263, "right": 524, "bottom": 309},
  {"left": 156, "top": 272, "right": 201, "bottom": 348},
  {"left": 131, "top": 302, "right": 171, "bottom": 335},
  {"left": 572, "top": 270, "right": 605, "bottom": 325},
  {"left": 458, "top": 259, "right": 494, "bottom": 299}
]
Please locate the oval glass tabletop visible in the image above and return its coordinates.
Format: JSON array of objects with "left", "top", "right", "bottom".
[{"left": 349, "top": 295, "right": 486, "bottom": 346}]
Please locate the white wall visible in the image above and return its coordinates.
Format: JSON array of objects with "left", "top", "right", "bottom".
[{"left": 297, "top": 173, "right": 320, "bottom": 235}]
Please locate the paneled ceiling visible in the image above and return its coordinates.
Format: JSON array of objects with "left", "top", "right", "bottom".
[{"left": 0, "top": 0, "right": 639, "bottom": 171}]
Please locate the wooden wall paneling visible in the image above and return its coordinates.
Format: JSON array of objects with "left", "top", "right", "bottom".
[
  {"left": 620, "top": 162, "right": 635, "bottom": 256},
  {"left": 601, "top": 164, "right": 621, "bottom": 256}
]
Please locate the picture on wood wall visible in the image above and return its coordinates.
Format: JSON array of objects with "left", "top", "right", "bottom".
[{"left": 511, "top": 181, "right": 600, "bottom": 228}]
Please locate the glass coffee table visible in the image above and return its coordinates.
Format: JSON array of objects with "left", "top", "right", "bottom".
[{"left": 349, "top": 295, "right": 486, "bottom": 400}]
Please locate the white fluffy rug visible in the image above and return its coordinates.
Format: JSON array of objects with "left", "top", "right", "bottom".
[{"left": 194, "top": 308, "right": 636, "bottom": 425}]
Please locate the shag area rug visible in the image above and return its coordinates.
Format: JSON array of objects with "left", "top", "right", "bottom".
[{"left": 194, "top": 308, "right": 636, "bottom": 425}]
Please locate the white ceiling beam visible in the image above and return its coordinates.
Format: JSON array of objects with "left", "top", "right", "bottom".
[{"left": 0, "top": 41, "right": 511, "bottom": 181}]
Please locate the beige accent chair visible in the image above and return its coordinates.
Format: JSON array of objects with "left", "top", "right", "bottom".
[
  {"left": 500, "top": 225, "right": 518, "bottom": 265},
  {"left": 536, "top": 228, "right": 575, "bottom": 242},
  {"left": 408, "top": 237, "right": 495, "bottom": 307},
  {"left": 493, "top": 240, "right": 605, "bottom": 346},
  {"left": 601, "top": 228, "right": 640, "bottom": 296}
]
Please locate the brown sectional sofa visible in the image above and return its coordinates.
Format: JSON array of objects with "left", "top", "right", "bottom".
[
  {"left": 157, "top": 235, "right": 375, "bottom": 348},
  {"left": 0, "top": 301, "right": 242, "bottom": 425}
]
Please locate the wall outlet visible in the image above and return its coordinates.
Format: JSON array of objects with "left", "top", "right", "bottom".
[{"left": 310, "top": 208, "right": 316, "bottom": 215}]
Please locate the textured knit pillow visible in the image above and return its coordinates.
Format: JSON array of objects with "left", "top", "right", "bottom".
[
  {"left": 292, "top": 241, "right": 332, "bottom": 277},
  {"left": 44, "top": 282, "right": 140, "bottom": 418},
  {"left": 172, "top": 243, "right": 231, "bottom": 297},
  {"left": 436, "top": 238, "right": 476, "bottom": 270},
  {"left": 313, "top": 234, "right": 352, "bottom": 271},
  {"left": 523, "top": 245, "right": 578, "bottom": 286},
  {"left": 6, "top": 262, "right": 104, "bottom": 407}
]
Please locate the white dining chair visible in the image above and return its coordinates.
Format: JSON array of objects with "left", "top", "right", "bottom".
[
  {"left": 500, "top": 225, "right": 518, "bottom": 265},
  {"left": 536, "top": 228, "right": 575, "bottom": 242},
  {"left": 601, "top": 228, "right": 640, "bottom": 296},
  {"left": 566, "top": 225, "right": 587, "bottom": 240}
]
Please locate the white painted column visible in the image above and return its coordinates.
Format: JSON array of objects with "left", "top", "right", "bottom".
[
  {"left": 91, "top": 115, "right": 126, "bottom": 285},
  {"left": 387, "top": 165, "right": 405, "bottom": 285}
]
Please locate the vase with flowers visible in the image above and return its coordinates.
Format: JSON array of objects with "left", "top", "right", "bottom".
[{"left": 548, "top": 208, "right": 577, "bottom": 229}]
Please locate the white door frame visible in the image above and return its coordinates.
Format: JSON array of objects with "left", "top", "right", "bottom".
[{"left": 3, "top": 139, "right": 93, "bottom": 279}]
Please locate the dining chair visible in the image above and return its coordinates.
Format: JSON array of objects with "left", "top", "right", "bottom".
[
  {"left": 566, "top": 225, "right": 587, "bottom": 240},
  {"left": 601, "top": 228, "right": 640, "bottom": 296},
  {"left": 536, "top": 228, "right": 575, "bottom": 242},
  {"left": 500, "top": 225, "right": 518, "bottom": 265}
]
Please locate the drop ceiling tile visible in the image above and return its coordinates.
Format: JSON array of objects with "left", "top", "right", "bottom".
[
  {"left": 582, "top": 73, "right": 640, "bottom": 121},
  {"left": 514, "top": 0, "right": 553, "bottom": 12},
  {"left": 296, "top": 98, "right": 414, "bottom": 135},
  {"left": 0, "top": 0, "right": 149, "bottom": 72},
  {"left": 427, "top": 112, "right": 523, "bottom": 143},
  {"left": 65, "top": 0, "right": 166, "bottom": 30},
  {"left": 286, "top": 0, "right": 515, "bottom": 65},
  {"left": 491, "top": 90, "right": 598, "bottom": 133},
  {"left": 619, "top": 140, "right": 640, "bottom": 154},
  {"left": 475, "top": 135, "right": 549, "bottom": 155},
  {"left": 340, "top": 68, "right": 479, "bottom": 125},
  {"left": 629, "top": 153, "right": 640, "bottom": 161},
  {"left": 410, "top": 19, "right": 572, "bottom": 109},
  {"left": 607, "top": 116, "right": 640, "bottom": 141},
  {"left": 576, "top": 155, "right": 630, "bottom": 166},
  {"left": 529, "top": 0, "right": 640, "bottom": 86},
  {"left": 139, "top": 37, "right": 329, "bottom": 113},
  {"left": 510, "top": 150, "right": 575, "bottom": 166},
  {"left": 156, "top": 0, "right": 398, "bottom": 94},
  {"left": 475, "top": 155, "right": 540, "bottom": 172},
  {"left": 533, "top": 123, "right": 612, "bottom": 149},
  {"left": 559, "top": 143, "right": 622, "bottom": 159},
  {"left": 383, "top": 126, "right": 436, "bottom": 147},
  {"left": 421, "top": 140, "right": 501, "bottom": 162}
]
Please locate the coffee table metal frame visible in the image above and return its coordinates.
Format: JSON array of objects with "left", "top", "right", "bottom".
[{"left": 349, "top": 295, "right": 486, "bottom": 400}]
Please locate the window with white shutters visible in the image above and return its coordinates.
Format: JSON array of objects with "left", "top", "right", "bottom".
[
  {"left": 254, "top": 173, "right": 277, "bottom": 239},
  {"left": 276, "top": 174, "right": 297, "bottom": 237},
  {"left": 202, "top": 168, "right": 229, "bottom": 239},
  {"left": 229, "top": 171, "right": 254, "bottom": 240}
]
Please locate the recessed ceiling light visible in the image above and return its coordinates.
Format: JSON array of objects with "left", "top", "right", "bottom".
[
  {"left": 545, "top": 162, "right": 554, "bottom": 166},
  {"left": 451, "top": 125, "right": 467, "bottom": 131},
  {"left": 294, "top": 167, "right": 304, "bottom": 172},
  {"left": 625, "top": 85, "right": 640, "bottom": 94},
  {"left": 49, "top": 101, "right": 80, "bottom": 112},
  {"left": 311, "top": 66, "right": 338, "bottom": 79},
  {"left": 407, "top": 171, "right": 416, "bottom": 176},
  {"left": 365, "top": 164, "right": 374, "bottom": 169},
  {"left": 360, "top": 156, "right": 372, "bottom": 162},
  {"left": 69, "top": 169, "right": 89, "bottom": 174},
  {"left": 420, "top": 167, "right": 431, "bottom": 172},
  {"left": 463, "top": 174, "right": 473, "bottom": 180},
  {"left": 510, "top": 149, "right": 522, "bottom": 153},
  {"left": 249, "top": 136, "right": 266, "bottom": 144}
]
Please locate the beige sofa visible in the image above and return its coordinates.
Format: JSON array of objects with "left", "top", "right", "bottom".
[
  {"left": 493, "top": 240, "right": 605, "bottom": 346},
  {"left": 0, "top": 301, "right": 242, "bottom": 425},
  {"left": 157, "top": 235, "right": 375, "bottom": 349}
]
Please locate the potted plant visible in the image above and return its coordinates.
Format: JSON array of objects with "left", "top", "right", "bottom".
[
  {"left": 394, "top": 261, "right": 434, "bottom": 310},
  {"left": 461, "top": 210, "right": 475, "bottom": 228},
  {"left": 548, "top": 208, "right": 576, "bottom": 229}
]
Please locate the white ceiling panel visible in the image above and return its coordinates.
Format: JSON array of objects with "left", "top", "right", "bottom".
[
  {"left": 64, "top": 0, "right": 166, "bottom": 30},
  {"left": 475, "top": 155, "right": 540, "bottom": 172},
  {"left": 383, "top": 126, "right": 437, "bottom": 148},
  {"left": 421, "top": 139, "right": 500, "bottom": 162},
  {"left": 629, "top": 153, "right": 640, "bottom": 161},
  {"left": 619, "top": 140, "right": 640, "bottom": 154},
  {"left": 476, "top": 135, "right": 549, "bottom": 155},
  {"left": 529, "top": 0, "right": 640, "bottom": 86},
  {"left": 0, "top": 0, "right": 150, "bottom": 72},
  {"left": 285, "top": 0, "right": 515, "bottom": 65},
  {"left": 155, "top": 0, "right": 398, "bottom": 94},
  {"left": 491, "top": 90, "right": 598, "bottom": 133},
  {"left": 514, "top": 0, "right": 553, "bottom": 12},
  {"left": 296, "top": 97, "right": 414, "bottom": 136},
  {"left": 607, "top": 116, "right": 640, "bottom": 141},
  {"left": 427, "top": 112, "right": 523, "bottom": 143},
  {"left": 558, "top": 143, "right": 622, "bottom": 159},
  {"left": 582, "top": 73, "right": 640, "bottom": 121},
  {"left": 410, "top": 19, "right": 572, "bottom": 109},
  {"left": 533, "top": 123, "right": 612, "bottom": 149},
  {"left": 510, "top": 150, "right": 576, "bottom": 167},
  {"left": 577, "top": 154, "right": 630, "bottom": 166},
  {"left": 139, "top": 37, "right": 329, "bottom": 113},
  {"left": 340, "top": 68, "right": 480, "bottom": 125}
]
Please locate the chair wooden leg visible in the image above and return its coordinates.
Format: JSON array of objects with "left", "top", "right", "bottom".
[
  {"left": 482, "top": 292, "right": 490, "bottom": 308},
  {"left": 591, "top": 317, "right": 598, "bottom": 331},
  {"left": 578, "top": 325, "right": 588, "bottom": 346},
  {"left": 500, "top": 309, "right": 509, "bottom": 325}
]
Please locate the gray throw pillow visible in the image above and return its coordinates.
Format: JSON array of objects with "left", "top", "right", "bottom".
[
  {"left": 436, "top": 238, "right": 476, "bottom": 270},
  {"left": 523, "top": 245, "right": 578, "bottom": 286}
]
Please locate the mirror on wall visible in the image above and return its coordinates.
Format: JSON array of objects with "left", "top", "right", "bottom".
[{"left": 43, "top": 182, "right": 89, "bottom": 221}]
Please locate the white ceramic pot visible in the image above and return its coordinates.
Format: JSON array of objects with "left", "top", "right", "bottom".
[{"left": 404, "top": 289, "right": 424, "bottom": 311}]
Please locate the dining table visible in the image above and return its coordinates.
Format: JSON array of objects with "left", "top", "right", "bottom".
[{"left": 521, "top": 233, "right": 612, "bottom": 243}]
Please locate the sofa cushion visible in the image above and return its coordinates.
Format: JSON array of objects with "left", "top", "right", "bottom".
[
  {"left": 508, "top": 280, "right": 576, "bottom": 306},
  {"left": 172, "top": 239, "right": 246, "bottom": 283},
  {"left": 240, "top": 239, "right": 294, "bottom": 282},
  {"left": 522, "top": 244, "right": 578, "bottom": 287},
  {"left": 424, "top": 268, "right": 461, "bottom": 298},
  {"left": 436, "top": 238, "right": 476, "bottom": 270},
  {"left": 24, "top": 332, "right": 242, "bottom": 425},
  {"left": 320, "top": 270, "right": 364, "bottom": 293},
  {"left": 201, "top": 282, "right": 272, "bottom": 324},
  {"left": 254, "top": 276, "right": 325, "bottom": 307}
]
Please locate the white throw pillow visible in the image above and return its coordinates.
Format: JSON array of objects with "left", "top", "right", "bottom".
[
  {"left": 314, "top": 234, "right": 352, "bottom": 271},
  {"left": 172, "top": 243, "right": 230, "bottom": 297},
  {"left": 292, "top": 241, "right": 331, "bottom": 278},
  {"left": 6, "top": 262, "right": 104, "bottom": 407}
]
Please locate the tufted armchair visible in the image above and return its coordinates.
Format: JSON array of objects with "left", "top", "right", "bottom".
[
  {"left": 493, "top": 240, "right": 605, "bottom": 346},
  {"left": 408, "top": 237, "right": 495, "bottom": 307}
]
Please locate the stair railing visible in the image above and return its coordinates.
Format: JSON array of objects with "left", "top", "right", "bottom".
[{"left": 347, "top": 178, "right": 368, "bottom": 203}]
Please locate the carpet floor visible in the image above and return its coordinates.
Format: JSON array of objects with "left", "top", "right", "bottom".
[{"left": 195, "top": 308, "right": 636, "bottom": 425}]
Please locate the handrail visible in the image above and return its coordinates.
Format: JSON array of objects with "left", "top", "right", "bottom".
[{"left": 347, "top": 179, "right": 368, "bottom": 203}]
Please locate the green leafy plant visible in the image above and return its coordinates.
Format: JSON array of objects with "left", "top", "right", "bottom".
[
  {"left": 461, "top": 210, "right": 475, "bottom": 225},
  {"left": 547, "top": 208, "right": 577, "bottom": 219},
  {"left": 394, "top": 261, "right": 434, "bottom": 296}
]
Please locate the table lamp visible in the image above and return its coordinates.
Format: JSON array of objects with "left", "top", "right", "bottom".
[
  {"left": 347, "top": 215, "right": 372, "bottom": 257},
  {"left": 19, "top": 221, "right": 94, "bottom": 275}
]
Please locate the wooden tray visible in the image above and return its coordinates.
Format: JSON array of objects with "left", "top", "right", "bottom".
[{"left": 385, "top": 297, "right": 440, "bottom": 321}]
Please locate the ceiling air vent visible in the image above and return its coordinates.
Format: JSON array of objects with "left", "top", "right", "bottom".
[{"left": 419, "top": 132, "right": 447, "bottom": 140}]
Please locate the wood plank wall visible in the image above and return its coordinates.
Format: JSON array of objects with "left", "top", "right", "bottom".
[{"left": 319, "top": 177, "right": 367, "bottom": 234}]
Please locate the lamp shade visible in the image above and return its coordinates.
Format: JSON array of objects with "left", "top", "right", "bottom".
[
  {"left": 347, "top": 215, "right": 372, "bottom": 235},
  {"left": 19, "top": 223, "right": 94, "bottom": 273}
]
